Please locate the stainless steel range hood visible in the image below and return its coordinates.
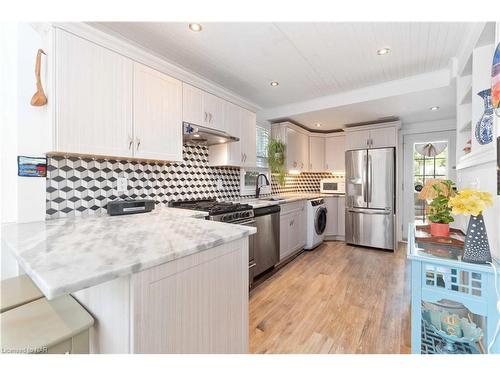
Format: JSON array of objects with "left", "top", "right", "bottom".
[{"left": 183, "top": 122, "right": 239, "bottom": 146}]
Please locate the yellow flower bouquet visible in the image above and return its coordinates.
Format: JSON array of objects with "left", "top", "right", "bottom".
[
  {"left": 448, "top": 188, "right": 493, "bottom": 216},
  {"left": 448, "top": 188, "right": 493, "bottom": 264}
]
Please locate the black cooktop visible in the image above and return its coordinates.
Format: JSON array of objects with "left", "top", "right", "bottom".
[{"left": 168, "top": 199, "right": 253, "bottom": 215}]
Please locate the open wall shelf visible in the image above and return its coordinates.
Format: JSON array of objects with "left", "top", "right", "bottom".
[{"left": 456, "top": 22, "right": 497, "bottom": 164}]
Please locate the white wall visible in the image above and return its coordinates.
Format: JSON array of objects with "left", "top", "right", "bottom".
[
  {"left": 16, "top": 23, "right": 53, "bottom": 223},
  {"left": 1, "top": 23, "right": 53, "bottom": 280},
  {"left": 1, "top": 23, "right": 19, "bottom": 224}
]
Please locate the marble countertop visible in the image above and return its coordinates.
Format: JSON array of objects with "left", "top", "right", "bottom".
[
  {"left": 234, "top": 192, "right": 345, "bottom": 208},
  {"left": 1, "top": 207, "right": 255, "bottom": 300}
]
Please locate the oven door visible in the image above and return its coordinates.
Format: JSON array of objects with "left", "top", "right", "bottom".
[{"left": 233, "top": 218, "right": 256, "bottom": 288}]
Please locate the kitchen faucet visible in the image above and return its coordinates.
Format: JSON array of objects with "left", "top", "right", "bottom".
[{"left": 255, "top": 173, "right": 270, "bottom": 198}]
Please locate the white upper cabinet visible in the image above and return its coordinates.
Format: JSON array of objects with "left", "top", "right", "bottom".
[
  {"left": 309, "top": 136, "right": 325, "bottom": 172},
  {"left": 182, "top": 83, "right": 224, "bottom": 132},
  {"left": 272, "top": 122, "right": 309, "bottom": 172},
  {"left": 345, "top": 125, "right": 398, "bottom": 150},
  {"left": 203, "top": 93, "right": 225, "bottom": 132},
  {"left": 133, "top": 63, "right": 183, "bottom": 161},
  {"left": 240, "top": 108, "right": 256, "bottom": 168},
  {"left": 298, "top": 132, "right": 309, "bottom": 172},
  {"left": 325, "top": 134, "right": 345, "bottom": 172},
  {"left": 182, "top": 83, "right": 204, "bottom": 126},
  {"left": 55, "top": 29, "right": 183, "bottom": 162},
  {"left": 345, "top": 129, "right": 371, "bottom": 150},
  {"left": 224, "top": 101, "right": 242, "bottom": 165},
  {"left": 55, "top": 29, "right": 133, "bottom": 157},
  {"left": 368, "top": 127, "right": 397, "bottom": 148},
  {"left": 208, "top": 104, "right": 257, "bottom": 167}
]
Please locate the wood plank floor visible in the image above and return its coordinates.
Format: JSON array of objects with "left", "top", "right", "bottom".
[{"left": 249, "top": 241, "right": 411, "bottom": 354}]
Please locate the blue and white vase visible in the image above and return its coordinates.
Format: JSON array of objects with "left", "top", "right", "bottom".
[
  {"left": 462, "top": 214, "right": 492, "bottom": 264},
  {"left": 475, "top": 89, "right": 493, "bottom": 145}
]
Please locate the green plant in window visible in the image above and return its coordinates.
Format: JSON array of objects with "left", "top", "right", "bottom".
[{"left": 267, "top": 138, "right": 286, "bottom": 186}]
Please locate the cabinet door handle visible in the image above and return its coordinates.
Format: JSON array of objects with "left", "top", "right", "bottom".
[
  {"left": 209, "top": 113, "right": 212, "bottom": 123},
  {"left": 136, "top": 137, "right": 141, "bottom": 150},
  {"left": 128, "top": 137, "right": 133, "bottom": 150},
  {"left": 204, "top": 112, "right": 208, "bottom": 122},
  {"left": 290, "top": 220, "right": 294, "bottom": 226},
  {"left": 301, "top": 162, "right": 304, "bottom": 169},
  {"left": 293, "top": 161, "right": 297, "bottom": 168}
]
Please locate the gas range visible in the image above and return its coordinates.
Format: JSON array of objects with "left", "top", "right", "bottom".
[{"left": 168, "top": 199, "right": 254, "bottom": 223}]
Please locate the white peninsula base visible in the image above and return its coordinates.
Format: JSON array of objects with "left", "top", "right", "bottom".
[{"left": 73, "top": 238, "right": 249, "bottom": 353}]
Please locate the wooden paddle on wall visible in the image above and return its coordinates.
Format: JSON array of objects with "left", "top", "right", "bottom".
[{"left": 30, "top": 49, "right": 47, "bottom": 106}]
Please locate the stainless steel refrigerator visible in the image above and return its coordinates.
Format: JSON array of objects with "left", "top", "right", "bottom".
[{"left": 345, "top": 148, "right": 395, "bottom": 250}]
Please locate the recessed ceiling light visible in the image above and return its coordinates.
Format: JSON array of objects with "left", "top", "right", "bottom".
[
  {"left": 430, "top": 106, "right": 440, "bottom": 111},
  {"left": 189, "top": 23, "right": 202, "bottom": 32},
  {"left": 316, "top": 123, "right": 321, "bottom": 127},
  {"left": 377, "top": 47, "right": 391, "bottom": 56},
  {"left": 193, "top": 134, "right": 200, "bottom": 138},
  {"left": 219, "top": 139, "right": 225, "bottom": 143},
  {"left": 270, "top": 81, "right": 279, "bottom": 87}
]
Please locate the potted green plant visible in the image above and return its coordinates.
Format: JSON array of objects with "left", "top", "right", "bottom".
[
  {"left": 418, "top": 179, "right": 455, "bottom": 237},
  {"left": 267, "top": 138, "right": 286, "bottom": 186}
]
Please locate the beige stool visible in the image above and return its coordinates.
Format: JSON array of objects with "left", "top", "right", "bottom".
[
  {"left": 0, "top": 275, "right": 44, "bottom": 313},
  {"left": 1, "top": 295, "right": 94, "bottom": 354}
]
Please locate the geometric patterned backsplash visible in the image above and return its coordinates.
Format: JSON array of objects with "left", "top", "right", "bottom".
[
  {"left": 46, "top": 143, "right": 337, "bottom": 219},
  {"left": 271, "top": 172, "right": 335, "bottom": 195},
  {"left": 46, "top": 144, "right": 241, "bottom": 219}
]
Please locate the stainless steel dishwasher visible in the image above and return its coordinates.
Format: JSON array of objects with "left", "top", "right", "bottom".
[{"left": 253, "top": 205, "right": 280, "bottom": 278}]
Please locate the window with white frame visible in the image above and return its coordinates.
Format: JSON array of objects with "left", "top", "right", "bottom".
[
  {"left": 256, "top": 125, "right": 269, "bottom": 168},
  {"left": 240, "top": 125, "right": 271, "bottom": 196}
]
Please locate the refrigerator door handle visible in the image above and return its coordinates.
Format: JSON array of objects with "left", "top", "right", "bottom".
[
  {"left": 347, "top": 208, "right": 392, "bottom": 215},
  {"left": 363, "top": 154, "right": 368, "bottom": 203},
  {"left": 367, "top": 154, "right": 373, "bottom": 203}
]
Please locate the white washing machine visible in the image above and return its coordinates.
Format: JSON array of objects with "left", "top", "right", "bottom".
[{"left": 304, "top": 198, "right": 327, "bottom": 250}]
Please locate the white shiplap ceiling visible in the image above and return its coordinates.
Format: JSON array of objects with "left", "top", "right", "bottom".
[
  {"left": 288, "top": 83, "right": 457, "bottom": 130},
  {"left": 91, "top": 22, "right": 474, "bottom": 109},
  {"left": 91, "top": 22, "right": 473, "bottom": 130}
]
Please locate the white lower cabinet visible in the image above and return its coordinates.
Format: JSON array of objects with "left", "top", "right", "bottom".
[
  {"left": 279, "top": 201, "right": 306, "bottom": 261},
  {"left": 73, "top": 238, "right": 249, "bottom": 354},
  {"left": 337, "top": 196, "right": 346, "bottom": 237},
  {"left": 324, "top": 196, "right": 345, "bottom": 239},
  {"left": 324, "top": 197, "right": 338, "bottom": 236}
]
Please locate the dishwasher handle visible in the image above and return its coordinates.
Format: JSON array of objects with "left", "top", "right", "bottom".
[{"left": 253, "top": 205, "right": 280, "bottom": 217}]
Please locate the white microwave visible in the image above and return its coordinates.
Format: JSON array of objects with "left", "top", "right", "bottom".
[{"left": 320, "top": 176, "right": 345, "bottom": 194}]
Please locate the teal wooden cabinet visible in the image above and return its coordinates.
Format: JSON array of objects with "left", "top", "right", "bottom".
[{"left": 408, "top": 224, "right": 500, "bottom": 354}]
